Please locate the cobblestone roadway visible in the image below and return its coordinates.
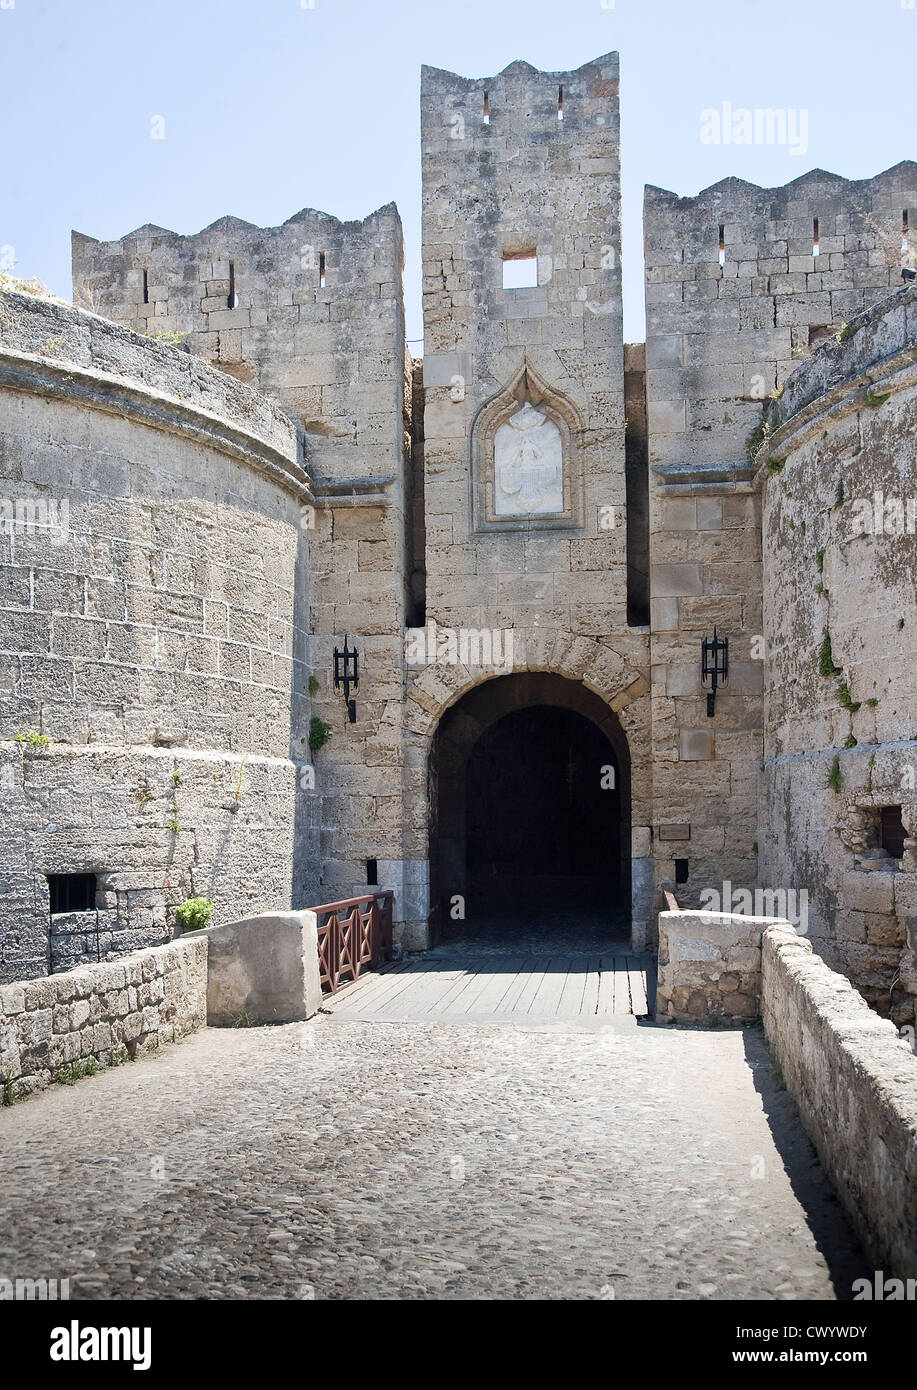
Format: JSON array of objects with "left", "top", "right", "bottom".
[{"left": 0, "top": 1014, "right": 867, "bottom": 1300}]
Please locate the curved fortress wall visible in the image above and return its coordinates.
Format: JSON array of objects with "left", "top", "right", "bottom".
[
  {"left": 642, "top": 162, "right": 917, "bottom": 922},
  {"left": 757, "top": 283, "right": 917, "bottom": 1023},
  {"left": 0, "top": 291, "right": 311, "bottom": 983},
  {"left": 73, "top": 206, "right": 414, "bottom": 918}
]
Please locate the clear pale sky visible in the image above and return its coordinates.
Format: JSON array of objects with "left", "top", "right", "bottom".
[{"left": 1, "top": 0, "right": 912, "bottom": 345}]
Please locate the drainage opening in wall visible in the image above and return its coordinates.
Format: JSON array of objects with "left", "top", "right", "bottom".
[{"left": 47, "top": 872, "right": 97, "bottom": 914}]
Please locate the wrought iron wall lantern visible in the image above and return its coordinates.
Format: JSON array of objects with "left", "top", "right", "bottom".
[
  {"left": 701, "top": 627, "right": 728, "bottom": 718},
  {"left": 334, "top": 636, "right": 359, "bottom": 723}
]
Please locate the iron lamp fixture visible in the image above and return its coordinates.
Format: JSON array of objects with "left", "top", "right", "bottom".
[
  {"left": 334, "top": 636, "right": 359, "bottom": 724},
  {"left": 701, "top": 627, "right": 728, "bottom": 718}
]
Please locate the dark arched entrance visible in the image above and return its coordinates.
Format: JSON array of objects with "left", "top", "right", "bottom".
[{"left": 429, "top": 673, "right": 631, "bottom": 944}]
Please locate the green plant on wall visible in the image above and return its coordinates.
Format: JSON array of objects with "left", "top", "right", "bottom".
[
  {"left": 837, "top": 682, "right": 861, "bottom": 713},
  {"left": 827, "top": 756, "right": 843, "bottom": 793},
  {"left": 14, "top": 729, "right": 49, "bottom": 749},
  {"left": 308, "top": 675, "right": 320, "bottom": 697},
  {"left": 818, "top": 632, "right": 840, "bottom": 677},
  {"left": 175, "top": 897, "right": 214, "bottom": 933},
  {"left": 309, "top": 716, "right": 332, "bottom": 753}
]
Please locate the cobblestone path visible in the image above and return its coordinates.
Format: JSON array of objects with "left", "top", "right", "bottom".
[{"left": 0, "top": 1006, "right": 867, "bottom": 1300}]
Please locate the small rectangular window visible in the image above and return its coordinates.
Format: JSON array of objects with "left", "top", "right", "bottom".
[
  {"left": 502, "top": 252, "right": 538, "bottom": 289},
  {"left": 483, "top": 91, "right": 490, "bottom": 125},
  {"left": 557, "top": 85, "right": 564, "bottom": 120},
  {"left": 813, "top": 216, "right": 820, "bottom": 257},
  {"left": 319, "top": 252, "right": 326, "bottom": 289},
  {"left": 366, "top": 858, "right": 378, "bottom": 886},
  {"left": 718, "top": 224, "right": 726, "bottom": 269},
  {"left": 674, "top": 858, "right": 689, "bottom": 885},
  {"left": 903, "top": 209, "right": 909, "bottom": 254},
  {"left": 48, "top": 873, "right": 97, "bottom": 915},
  {"left": 227, "top": 260, "right": 238, "bottom": 309},
  {"left": 880, "top": 806, "right": 905, "bottom": 859},
  {"left": 142, "top": 269, "right": 149, "bottom": 305}
]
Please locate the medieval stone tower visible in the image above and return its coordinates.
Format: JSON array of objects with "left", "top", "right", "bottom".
[{"left": 0, "top": 51, "right": 914, "bottom": 1032}]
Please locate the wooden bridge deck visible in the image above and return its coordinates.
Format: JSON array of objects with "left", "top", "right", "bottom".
[{"left": 325, "top": 947, "right": 655, "bottom": 1027}]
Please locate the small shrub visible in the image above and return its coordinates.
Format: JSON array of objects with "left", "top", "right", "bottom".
[
  {"left": 827, "top": 756, "right": 843, "bottom": 793},
  {"left": 836, "top": 322, "right": 854, "bottom": 343},
  {"left": 766, "top": 456, "right": 786, "bottom": 473},
  {"left": 837, "top": 682, "right": 861, "bottom": 713},
  {"left": 309, "top": 716, "right": 332, "bottom": 753},
  {"left": 14, "top": 729, "right": 50, "bottom": 749},
  {"left": 308, "top": 675, "right": 320, "bottom": 697},
  {"left": 865, "top": 391, "right": 891, "bottom": 407},
  {"left": 818, "top": 632, "right": 840, "bottom": 677},
  {"left": 866, "top": 697, "right": 879, "bottom": 708},
  {"left": 815, "top": 547, "right": 825, "bottom": 574},
  {"left": 175, "top": 896, "right": 214, "bottom": 933},
  {"left": 844, "top": 734, "right": 858, "bottom": 749}
]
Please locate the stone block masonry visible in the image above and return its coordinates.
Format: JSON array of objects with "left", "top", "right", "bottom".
[
  {"left": 0, "top": 936, "right": 207, "bottom": 1099},
  {"left": 656, "top": 908, "right": 765, "bottom": 1022},
  {"left": 762, "top": 924, "right": 917, "bottom": 1280}
]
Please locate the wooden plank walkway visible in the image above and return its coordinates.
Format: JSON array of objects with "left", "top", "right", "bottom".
[{"left": 325, "top": 948, "right": 655, "bottom": 1025}]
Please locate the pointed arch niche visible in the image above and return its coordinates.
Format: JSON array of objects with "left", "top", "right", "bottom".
[{"left": 470, "top": 361, "right": 585, "bottom": 532}]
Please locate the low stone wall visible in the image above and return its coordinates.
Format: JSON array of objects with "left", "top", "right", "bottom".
[
  {"left": 762, "top": 923, "right": 917, "bottom": 1279},
  {"left": 0, "top": 937, "right": 207, "bottom": 1098},
  {"left": 655, "top": 909, "right": 766, "bottom": 1022}
]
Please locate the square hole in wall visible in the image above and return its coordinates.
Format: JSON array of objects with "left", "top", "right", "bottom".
[
  {"left": 47, "top": 872, "right": 97, "bottom": 914},
  {"left": 880, "top": 806, "right": 905, "bottom": 859},
  {"left": 502, "top": 252, "right": 538, "bottom": 289}
]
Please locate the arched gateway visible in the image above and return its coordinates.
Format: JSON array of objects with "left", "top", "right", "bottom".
[{"left": 428, "top": 673, "right": 632, "bottom": 947}]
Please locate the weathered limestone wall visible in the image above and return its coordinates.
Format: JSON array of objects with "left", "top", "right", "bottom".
[
  {"left": 73, "top": 206, "right": 414, "bottom": 923},
  {"left": 655, "top": 908, "right": 764, "bottom": 1022},
  {"left": 0, "top": 935, "right": 208, "bottom": 1098},
  {"left": 0, "top": 292, "right": 311, "bottom": 981},
  {"left": 643, "top": 163, "right": 917, "bottom": 924},
  {"left": 416, "top": 55, "right": 653, "bottom": 945},
  {"left": 757, "top": 283, "right": 917, "bottom": 1024},
  {"left": 762, "top": 923, "right": 917, "bottom": 1279}
]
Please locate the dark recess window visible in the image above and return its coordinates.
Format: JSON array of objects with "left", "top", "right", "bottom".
[
  {"left": 47, "top": 873, "right": 97, "bottom": 915},
  {"left": 366, "top": 858, "right": 378, "bottom": 886},
  {"left": 880, "top": 806, "right": 905, "bottom": 860},
  {"left": 675, "top": 859, "right": 689, "bottom": 885}
]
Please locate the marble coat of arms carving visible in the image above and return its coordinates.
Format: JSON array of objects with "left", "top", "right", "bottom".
[{"left": 493, "top": 402, "right": 564, "bottom": 516}]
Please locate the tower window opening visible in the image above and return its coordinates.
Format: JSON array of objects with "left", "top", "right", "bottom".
[
  {"left": 903, "top": 209, "right": 910, "bottom": 254},
  {"left": 227, "top": 260, "right": 239, "bottom": 309},
  {"left": 813, "top": 217, "right": 820, "bottom": 257},
  {"left": 558, "top": 85, "right": 564, "bottom": 120},
  {"left": 674, "top": 858, "right": 689, "bottom": 885},
  {"left": 366, "top": 858, "right": 378, "bottom": 886},
  {"left": 142, "top": 269, "right": 149, "bottom": 305},
  {"left": 483, "top": 91, "right": 490, "bottom": 124},
  {"left": 718, "top": 224, "right": 725, "bottom": 269},
  {"left": 502, "top": 250, "right": 538, "bottom": 290},
  {"left": 319, "top": 252, "right": 326, "bottom": 288}
]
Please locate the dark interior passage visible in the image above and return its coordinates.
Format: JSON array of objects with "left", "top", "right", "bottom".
[
  {"left": 429, "top": 673, "right": 631, "bottom": 943},
  {"left": 466, "top": 706, "right": 620, "bottom": 890}
]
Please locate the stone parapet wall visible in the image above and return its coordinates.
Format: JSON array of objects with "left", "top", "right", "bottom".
[
  {"left": 761, "top": 923, "right": 917, "bottom": 1279},
  {"left": 655, "top": 908, "right": 765, "bottom": 1022},
  {"left": 0, "top": 936, "right": 207, "bottom": 1098}
]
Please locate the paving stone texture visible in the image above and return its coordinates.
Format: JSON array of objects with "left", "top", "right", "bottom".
[{"left": 0, "top": 1006, "right": 867, "bottom": 1300}]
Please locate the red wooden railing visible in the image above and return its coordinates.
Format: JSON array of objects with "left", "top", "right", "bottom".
[{"left": 312, "top": 890, "right": 394, "bottom": 995}]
